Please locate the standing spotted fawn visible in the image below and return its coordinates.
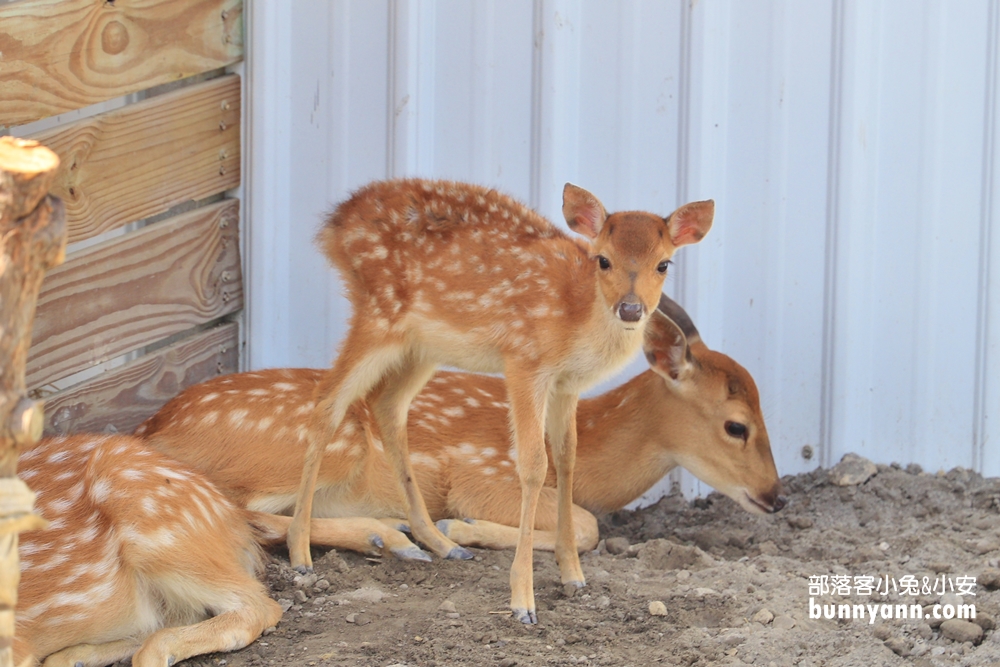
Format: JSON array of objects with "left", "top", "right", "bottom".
[
  {"left": 140, "top": 295, "right": 784, "bottom": 567},
  {"left": 15, "top": 434, "right": 282, "bottom": 667},
  {"left": 294, "top": 179, "right": 713, "bottom": 624}
]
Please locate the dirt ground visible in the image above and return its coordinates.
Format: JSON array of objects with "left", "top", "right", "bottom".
[{"left": 184, "top": 456, "right": 1000, "bottom": 667}]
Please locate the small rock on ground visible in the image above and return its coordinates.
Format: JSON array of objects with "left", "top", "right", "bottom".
[
  {"left": 605, "top": 536, "right": 630, "bottom": 555},
  {"left": 648, "top": 600, "right": 667, "bottom": 616},
  {"left": 830, "top": 453, "right": 878, "bottom": 486},
  {"left": 884, "top": 636, "right": 912, "bottom": 656},
  {"left": 940, "top": 619, "right": 983, "bottom": 644}
]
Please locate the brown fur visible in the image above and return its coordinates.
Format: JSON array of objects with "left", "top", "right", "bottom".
[
  {"left": 14, "top": 435, "right": 282, "bottom": 667},
  {"left": 292, "top": 178, "right": 712, "bottom": 621},
  {"left": 140, "top": 298, "right": 782, "bottom": 557}
]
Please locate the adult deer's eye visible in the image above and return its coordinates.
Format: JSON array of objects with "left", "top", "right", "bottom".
[
  {"left": 597, "top": 255, "right": 611, "bottom": 270},
  {"left": 657, "top": 260, "right": 672, "bottom": 274},
  {"left": 725, "top": 421, "right": 748, "bottom": 440}
]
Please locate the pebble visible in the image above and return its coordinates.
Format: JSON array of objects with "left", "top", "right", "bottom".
[
  {"left": 347, "top": 587, "right": 386, "bottom": 603},
  {"left": 438, "top": 600, "right": 457, "bottom": 614},
  {"left": 293, "top": 589, "right": 308, "bottom": 603},
  {"left": 605, "top": 537, "right": 630, "bottom": 554},
  {"left": 648, "top": 601, "right": 667, "bottom": 617},
  {"left": 973, "top": 539, "right": 1000, "bottom": 555},
  {"left": 278, "top": 598, "right": 294, "bottom": 613},
  {"left": 884, "top": 637, "right": 912, "bottom": 656},
  {"left": 752, "top": 608, "right": 774, "bottom": 625},
  {"left": 786, "top": 516, "right": 813, "bottom": 530},
  {"left": 772, "top": 615, "right": 796, "bottom": 631},
  {"left": 829, "top": 453, "right": 877, "bottom": 486},
  {"left": 940, "top": 619, "right": 983, "bottom": 644},
  {"left": 313, "top": 578, "right": 330, "bottom": 592},
  {"left": 873, "top": 624, "right": 892, "bottom": 641},
  {"left": 294, "top": 573, "right": 318, "bottom": 589},
  {"left": 974, "top": 612, "right": 996, "bottom": 631},
  {"left": 345, "top": 612, "right": 371, "bottom": 626},
  {"left": 595, "top": 596, "right": 610, "bottom": 609},
  {"left": 922, "top": 606, "right": 944, "bottom": 628},
  {"left": 979, "top": 568, "right": 1000, "bottom": 590}
]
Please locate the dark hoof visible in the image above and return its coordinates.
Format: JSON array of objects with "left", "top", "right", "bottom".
[
  {"left": 462, "top": 517, "right": 477, "bottom": 524},
  {"left": 435, "top": 519, "right": 452, "bottom": 536},
  {"left": 565, "top": 580, "right": 586, "bottom": 589},
  {"left": 513, "top": 608, "right": 538, "bottom": 624},
  {"left": 369, "top": 534, "right": 385, "bottom": 549},
  {"left": 446, "top": 545, "right": 474, "bottom": 560},
  {"left": 293, "top": 564, "right": 313, "bottom": 575},
  {"left": 167, "top": 657, "right": 176, "bottom": 667},
  {"left": 393, "top": 546, "right": 433, "bottom": 562}
]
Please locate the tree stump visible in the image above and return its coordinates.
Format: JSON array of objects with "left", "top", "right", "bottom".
[{"left": 0, "top": 137, "right": 65, "bottom": 667}]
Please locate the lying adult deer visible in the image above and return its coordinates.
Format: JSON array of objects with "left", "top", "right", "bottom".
[
  {"left": 15, "top": 434, "right": 283, "bottom": 667},
  {"left": 289, "top": 179, "right": 713, "bottom": 622},
  {"left": 139, "top": 295, "right": 784, "bottom": 573}
]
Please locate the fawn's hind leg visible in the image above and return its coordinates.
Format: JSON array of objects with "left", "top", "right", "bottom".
[
  {"left": 546, "top": 391, "right": 585, "bottom": 587},
  {"left": 289, "top": 327, "right": 408, "bottom": 571},
  {"left": 253, "top": 513, "right": 430, "bottom": 561},
  {"left": 130, "top": 593, "right": 282, "bottom": 667},
  {"left": 437, "top": 481, "right": 599, "bottom": 552},
  {"left": 369, "top": 355, "right": 472, "bottom": 560},
  {"left": 42, "top": 639, "right": 140, "bottom": 667}
]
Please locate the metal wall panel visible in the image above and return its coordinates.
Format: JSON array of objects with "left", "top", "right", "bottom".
[{"left": 246, "top": 0, "right": 1000, "bottom": 500}]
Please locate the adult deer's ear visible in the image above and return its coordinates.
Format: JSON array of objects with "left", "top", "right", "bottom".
[
  {"left": 644, "top": 309, "right": 693, "bottom": 381},
  {"left": 562, "top": 183, "right": 608, "bottom": 239}
]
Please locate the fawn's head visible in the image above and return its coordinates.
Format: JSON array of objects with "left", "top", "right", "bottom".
[
  {"left": 643, "top": 295, "right": 786, "bottom": 514},
  {"left": 563, "top": 185, "right": 714, "bottom": 328}
]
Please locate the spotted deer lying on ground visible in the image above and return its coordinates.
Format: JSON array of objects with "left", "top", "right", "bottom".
[
  {"left": 15, "top": 434, "right": 283, "bottom": 667},
  {"left": 139, "top": 295, "right": 783, "bottom": 581},
  {"left": 288, "top": 178, "right": 713, "bottom": 622}
]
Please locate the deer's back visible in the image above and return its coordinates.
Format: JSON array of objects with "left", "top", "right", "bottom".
[{"left": 319, "top": 179, "right": 596, "bottom": 366}]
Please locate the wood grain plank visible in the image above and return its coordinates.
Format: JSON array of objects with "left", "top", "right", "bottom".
[
  {"left": 0, "top": 0, "right": 243, "bottom": 128},
  {"left": 27, "top": 199, "right": 242, "bottom": 388},
  {"left": 42, "top": 322, "right": 239, "bottom": 436},
  {"left": 28, "top": 75, "right": 240, "bottom": 244}
]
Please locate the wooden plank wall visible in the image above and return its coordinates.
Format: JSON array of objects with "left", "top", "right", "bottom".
[{"left": 0, "top": 0, "right": 245, "bottom": 435}]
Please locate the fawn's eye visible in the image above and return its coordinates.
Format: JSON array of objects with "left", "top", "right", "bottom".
[
  {"left": 657, "top": 260, "right": 672, "bottom": 274},
  {"left": 597, "top": 255, "right": 611, "bottom": 270},
  {"left": 725, "top": 421, "right": 748, "bottom": 440}
]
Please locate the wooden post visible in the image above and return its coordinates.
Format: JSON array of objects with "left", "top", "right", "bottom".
[{"left": 0, "top": 138, "right": 65, "bottom": 667}]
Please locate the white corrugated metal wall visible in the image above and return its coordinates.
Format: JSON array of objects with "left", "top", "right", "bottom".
[{"left": 245, "top": 0, "right": 1000, "bottom": 502}]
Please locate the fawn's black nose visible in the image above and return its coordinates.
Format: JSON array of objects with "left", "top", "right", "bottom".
[{"left": 618, "top": 302, "right": 643, "bottom": 322}]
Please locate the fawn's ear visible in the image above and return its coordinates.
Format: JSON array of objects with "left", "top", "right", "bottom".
[
  {"left": 666, "top": 199, "right": 715, "bottom": 247},
  {"left": 644, "top": 309, "right": 694, "bottom": 381},
  {"left": 563, "top": 183, "right": 608, "bottom": 239}
]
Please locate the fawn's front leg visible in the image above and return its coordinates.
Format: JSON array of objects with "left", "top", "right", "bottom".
[
  {"left": 546, "top": 391, "right": 585, "bottom": 587},
  {"left": 506, "top": 366, "right": 551, "bottom": 624}
]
